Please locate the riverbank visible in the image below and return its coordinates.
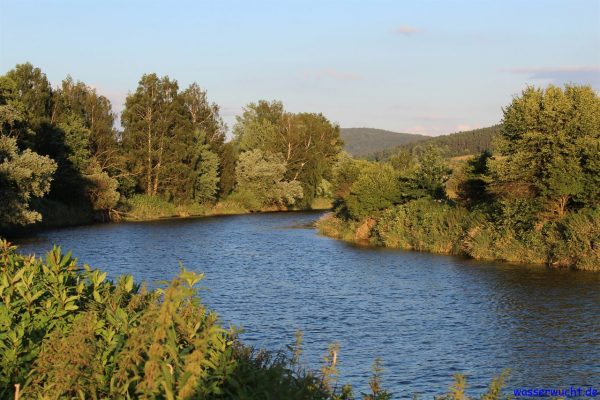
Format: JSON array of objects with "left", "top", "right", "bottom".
[
  {"left": 1, "top": 195, "right": 333, "bottom": 238},
  {"left": 316, "top": 203, "right": 600, "bottom": 271},
  {"left": 115, "top": 194, "right": 333, "bottom": 222}
]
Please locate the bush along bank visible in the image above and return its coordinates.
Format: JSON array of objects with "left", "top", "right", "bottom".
[
  {"left": 316, "top": 201, "right": 599, "bottom": 271},
  {"left": 321, "top": 85, "right": 599, "bottom": 271}
]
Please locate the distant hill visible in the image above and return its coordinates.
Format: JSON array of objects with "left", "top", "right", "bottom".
[
  {"left": 371, "top": 125, "right": 502, "bottom": 160},
  {"left": 340, "top": 128, "right": 428, "bottom": 157}
]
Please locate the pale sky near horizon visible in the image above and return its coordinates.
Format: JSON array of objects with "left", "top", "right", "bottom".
[{"left": 1, "top": 0, "right": 599, "bottom": 136}]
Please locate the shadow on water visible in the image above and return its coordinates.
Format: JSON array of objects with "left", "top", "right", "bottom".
[{"left": 13, "top": 211, "right": 600, "bottom": 398}]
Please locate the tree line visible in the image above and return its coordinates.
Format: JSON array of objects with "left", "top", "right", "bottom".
[
  {"left": 0, "top": 63, "right": 342, "bottom": 231},
  {"left": 370, "top": 125, "right": 502, "bottom": 160},
  {"left": 320, "top": 84, "right": 600, "bottom": 270}
]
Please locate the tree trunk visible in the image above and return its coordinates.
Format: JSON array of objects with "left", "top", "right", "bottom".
[
  {"left": 557, "top": 195, "right": 569, "bottom": 218},
  {"left": 153, "top": 127, "right": 165, "bottom": 196},
  {"left": 146, "top": 109, "right": 153, "bottom": 195}
]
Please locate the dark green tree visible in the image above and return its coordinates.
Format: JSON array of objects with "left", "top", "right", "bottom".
[
  {"left": 121, "top": 74, "right": 221, "bottom": 203},
  {"left": 489, "top": 84, "right": 600, "bottom": 217},
  {"left": 0, "top": 135, "right": 56, "bottom": 227}
]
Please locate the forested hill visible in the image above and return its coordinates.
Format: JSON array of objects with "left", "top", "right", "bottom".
[
  {"left": 340, "top": 127, "right": 427, "bottom": 156},
  {"left": 371, "top": 125, "right": 502, "bottom": 160}
]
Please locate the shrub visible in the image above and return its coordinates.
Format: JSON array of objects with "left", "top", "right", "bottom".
[
  {"left": 316, "top": 213, "right": 356, "bottom": 242},
  {"left": 226, "top": 189, "right": 263, "bottom": 212},
  {"left": 462, "top": 220, "right": 548, "bottom": 264},
  {"left": 374, "top": 199, "right": 469, "bottom": 254},
  {"left": 0, "top": 240, "right": 236, "bottom": 399},
  {"left": 344, "top": 164, "right": 403, "bottom": 220},
  {"left": 545, "top": 208, "right": 600, "bottom": 270},
  {"left": 122, "top": 194, "right": 209, "bottom": 220}
]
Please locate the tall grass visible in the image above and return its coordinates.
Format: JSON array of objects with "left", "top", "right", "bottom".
[
  {"left": 374, "top": 199, "right": 469, "bottom": 254},
  {"left": 121, "top": 194, "right": 210, "bottom": 220}
]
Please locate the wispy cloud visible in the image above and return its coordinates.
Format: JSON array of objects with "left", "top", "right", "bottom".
[
  {"left": 394, "top": 25, "right": 421, "bottom": 36},
  {"left": 304, "top": 69, "right": 361, "bottom": 81},
  {"left": 505, "top": 66, "right": 600, "bottom": 87}
]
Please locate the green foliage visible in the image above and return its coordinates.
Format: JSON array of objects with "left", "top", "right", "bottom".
[
  {"left": 374, "top": 199, "right": 469, "bottom": 253},
  {"left": 225, "top": 190, "right": 262, "bottom": 212},
  {"left": 57, "top": 113, "right": 91, "bottom": 172},
  {"left": 489, "top": 85, "right": 600, "bottom": 217},
  {"left": 456, "top": 150, "right": 492, "bottom": 207},
  {"left": 333, "top": 146, "right": 450, "bottom": 220},
  {"left": 331, "top": 154, "right": 372, "bottom": 200},
  {"left": 410, "top": 146, "right": 451, "bottom": 200},
  {"left": 0, "top": 64, "right": 124, "bottom": 227},
  {"left": 121, "top": 74, "right": 223, "bottom": 204},
  {"left": 344, "top": 163, "right": 403, "bottom": 220},
  {"left": 5, "top": 63, "right": 53, "bottom": 123},
  {"left": 0, "top": 135, "right": 56, "bottom": 227},
  {"left": 324, "top": 85, "right": 599, "bottom": 270},
  {"left": 315, "top": 213, "right": 357, "bottom": 242},
  {"left": 85, "top": 161, "right": 121, "bottom": 211},
  {"left": 234, "top": 149, "right": 304, "bottom": 210},
  {"left": 234, "top": 100, "right": 342, "bottom": 207},
  {"left": 544, "top": 208, "right": 600, "bottom": 270},
  {"left": 218, "top": 141, "right": 238, "bottom": 197},
  {"left": 461, "top": 217, "right": 549, "bottom": 265},
  {"left": 435, "top": 370, "right": 510, "bottom": 400},
  {"left": 122, "top": 194, "right": 209, "bottom": 220},
  {"left": 0, "top": 240, "right": 237, "bottom": 399}
]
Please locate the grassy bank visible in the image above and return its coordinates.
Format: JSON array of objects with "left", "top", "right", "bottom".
[
  {"left": 316, "top": 200, "right": 600, "bottom": 271},
  {"left": 0, "top": 241, "right": 511, "bottom": 399},
  {"left": 116, "top": 194, "right": 333, "bottom": 222},
  {"left": 0, "top": 196, "right": 334, "bottom": 238}
]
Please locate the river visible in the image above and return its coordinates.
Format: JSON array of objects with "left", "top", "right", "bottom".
[{"left": 14, "top": 211, "right": 600, "bottom": 398}]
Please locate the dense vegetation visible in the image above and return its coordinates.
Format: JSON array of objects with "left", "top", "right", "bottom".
[
  {"left": 0, "top": 241, "right": 514, "bottom": 399},
  {"left": 340, "top": 128, "right": 426, "bottom": 157},
  {"left": 319, "top": 85, "right": 600, "bottom": 270},
  {"left": 370, "top": 125, "right": 501, "bottom": 160},
  {"left": 0, "top": 63, "right": 341, "bottom": 234}
]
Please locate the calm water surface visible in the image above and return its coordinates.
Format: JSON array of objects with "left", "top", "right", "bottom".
[{"left": 14, "top": 212, "right": 600, "bottom": 398}]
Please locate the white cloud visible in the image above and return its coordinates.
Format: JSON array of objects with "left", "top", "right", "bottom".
[{"left": 394, "top": 25, "right": 420, "bottom": 36}]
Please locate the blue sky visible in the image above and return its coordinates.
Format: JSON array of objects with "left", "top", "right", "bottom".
[{"left": 1, "top": 0, "right": 599, "bottom": 136}]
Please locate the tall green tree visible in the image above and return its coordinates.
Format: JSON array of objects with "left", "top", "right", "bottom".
[
  {"left": 53, "top": 76, "right": 121, "bottom": 174},
  {"left": 181, "top": 82, "right": 226, "bottom": 153},
  {"left": 234, "top": 100, "right": 342, "bottom": 207},
  {"left": 411, "top": 145, "right": 451, "bottom": 200},
  {"left": 121, "top": 74, "right": 221, "bottom": 203},
  {"left": 489, "top": 84, "right": 600, "bottom": 217},
  {"left": 180, "top": 83, "right": 227, "bottom": 199},
  {"left": 121, "top": 74, "right": 183, "bottom": 196},
  {"left": 218, "top": 141, "right": 238, "bottom": 197},
  {"left": 5, "top": 63, "right": 53, "bottom": 124}
]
